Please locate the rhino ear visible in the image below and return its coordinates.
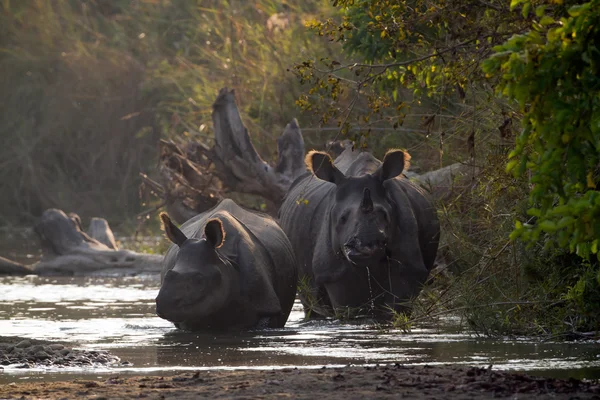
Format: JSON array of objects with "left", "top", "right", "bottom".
[
  {"left": 160, "top": 212, "right": 187, "bottom": 247},
  {"left": 306, "top": 150, "right": 345, "bottom": 184},
  {"left": 374, "top": 149, "right": 410, "bottom": 181},
  {"left": 204, "top": 219, "right": 225, "bottom": 249}
]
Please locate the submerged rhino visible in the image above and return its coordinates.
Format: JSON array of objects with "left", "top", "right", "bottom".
[
  {"left": 278, "top": 149, "right": 439, "bottom": 319},
  {"left": 156, "top": 199, "right": 298, "bottom": 331}
]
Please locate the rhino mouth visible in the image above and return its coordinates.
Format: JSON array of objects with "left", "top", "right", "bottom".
[
  {"left": 343, "top": 241, "right": 386, "bottom": 265},
  {"left": 155, "top": 289, "right": 207, "bottom": 322}
]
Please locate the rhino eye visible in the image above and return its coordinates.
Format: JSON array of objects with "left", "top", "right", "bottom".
[
  {"left": 339, "top": 210, "right": 350, "bottom": 224},
  {"left": 377, "top": 209, "right": 389, "bottom": 223}
]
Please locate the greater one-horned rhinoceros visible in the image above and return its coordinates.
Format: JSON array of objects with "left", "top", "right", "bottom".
[
  {"left": 156, "top": 199, "right": 298, "bottom": 331},
  {"left": 278, "top": 149, "right": 440, "bottom": 319}
]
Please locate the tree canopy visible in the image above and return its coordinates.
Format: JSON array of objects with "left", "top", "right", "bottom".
[{"left": 483, "top": 0, "right": 600, "bottom": 261}]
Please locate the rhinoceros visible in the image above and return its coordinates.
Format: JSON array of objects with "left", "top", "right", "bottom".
[
  {"left": 156, "top": 199, "right": 298, "bottom": 331},
  {"left": 278, "top": 149, "right": 440, "bottom": 319}
]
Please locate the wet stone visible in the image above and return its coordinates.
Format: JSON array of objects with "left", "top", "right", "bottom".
[
  {"left": 34, "top": 351, "right": 50, "bottom": 361},
  {"left": 15, "top": 340, "right": 31, "bottom": 348},
  {"left": 29, "top": 345, "right": 45, "bottom": 354},
  {"left": 0, "top": 337, "right": 120, "bottom": 369}
]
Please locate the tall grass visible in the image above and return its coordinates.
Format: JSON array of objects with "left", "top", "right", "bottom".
[{"left": 0, "top": 0, "right": 339, "bottom": 227}]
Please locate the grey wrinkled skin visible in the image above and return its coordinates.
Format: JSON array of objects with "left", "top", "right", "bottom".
[
  {"left": 278, "top": 150, "right": 440, "bottom": 320},
  {"left": 156, "top": 199, "right": 298, "bottom": 331}
]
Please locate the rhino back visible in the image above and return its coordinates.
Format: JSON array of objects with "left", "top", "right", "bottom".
[
  {"left": 384, "top": 177, "right": 440, "bottom": 271},
  {"left": 279, "top": 174, "right": 335, "bottom": 277},
  {"left": 217, "top": 200, "right": 298, "bottom": 325}
]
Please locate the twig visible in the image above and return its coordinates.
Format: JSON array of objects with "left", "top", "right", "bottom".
[
  {"left": 316, "top": 39, "right": 477, "bottom": 74},
  {"left": 139, "top": 173, "right": 165, "bottom": 195},
  {"left": 134, "top": 201, "right": 166, "bottom": 240}
]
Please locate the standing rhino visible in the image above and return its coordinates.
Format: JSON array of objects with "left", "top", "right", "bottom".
[
  {"left": 278, "top": 149, "right": 439, "bottom": 319},
  {"left": 156, "top": 199, "right": 298, "bottom": 331}
]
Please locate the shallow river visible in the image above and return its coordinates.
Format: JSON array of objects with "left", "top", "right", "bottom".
[{"left": 1, "top": 275, "right": 599, "bottom": 383}]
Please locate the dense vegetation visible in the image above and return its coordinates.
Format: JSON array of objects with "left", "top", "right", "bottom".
[
  {"left": 298, "top": 0, "right": 600, "bottom": 334},
  {"left": 1, "top": 1, "right": 598, "bottom": 335},
  {"left": 0, "top": 0, "right": 337, "bottom": 227}
]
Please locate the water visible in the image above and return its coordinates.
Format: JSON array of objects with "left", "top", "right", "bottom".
[{"left": 1, "top": 275, "right": 600, "bottom": 383}]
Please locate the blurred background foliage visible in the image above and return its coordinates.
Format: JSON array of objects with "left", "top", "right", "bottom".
[{"left": 0, "top": 0, "right": 340, "bottom": 228}]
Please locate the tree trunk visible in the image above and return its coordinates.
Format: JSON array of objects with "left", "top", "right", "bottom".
[{"left": 31, "top": 209, "right": 163, "bottom": 276}]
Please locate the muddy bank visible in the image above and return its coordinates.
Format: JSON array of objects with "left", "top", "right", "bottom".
[
  {"left": 1, "top": 365, "right": 600, "bottom": 399},
  {"left": 0, "top": 336, "right": 119, "bottom": 370}
]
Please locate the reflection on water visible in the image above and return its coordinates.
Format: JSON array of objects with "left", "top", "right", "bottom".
[{"left": 1, "top": 275, "right": 599, "bottom": 382}]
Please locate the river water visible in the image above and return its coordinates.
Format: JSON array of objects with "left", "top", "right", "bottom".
[{"left": 1, "top": 275, "right": 599, "bottom": 383}]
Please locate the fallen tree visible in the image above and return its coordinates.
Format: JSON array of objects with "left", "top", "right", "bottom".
[
  {"left": 140, "top": 88, "right": 306, "bottom": 224},
  {"left": 142, "top": 88, "right": 475, "bottom": 225},
  {"left": 0, "top": 209, "right": 163, "bottom": 276}
]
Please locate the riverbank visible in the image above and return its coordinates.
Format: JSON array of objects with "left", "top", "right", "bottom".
[
  {"left": 1, "top": 364, "right": 599, "bottom": 399},
  {"left": 0, "top": 336, "right": 119, "bottom": 370}
]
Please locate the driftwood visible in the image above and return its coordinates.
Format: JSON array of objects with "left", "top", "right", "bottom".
[
  {"left": 212, "top": 89, "right": 306, "bottom": 202},
  {"left": 141, "top": 88, "right": 306, "bottom": 224},
  {"left": 26, "top": 209, "right": 163, "bottom": 276},
  {"left": 87, "top": 217, "right": 118, "bottom": 250}
]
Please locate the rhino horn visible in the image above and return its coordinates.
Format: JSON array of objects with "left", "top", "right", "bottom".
[{"left": 360, "top": 188, "right": 374, "bottom": 213}]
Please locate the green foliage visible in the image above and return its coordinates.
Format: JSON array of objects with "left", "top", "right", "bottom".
[
  {"left": 481, "top": 0, "right": 600, "bottom": 331},
  {"left": 483, "top": 0, "right": 600, "bottom": 261},
  {"left": 297, "top": 0, "right": 600, "bottom": 335},
  {"left": 294, "top": 0, "right": 528, "bottom": 162}
]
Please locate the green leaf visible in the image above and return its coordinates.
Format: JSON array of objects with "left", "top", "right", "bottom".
[
  {"left": 506, "top": 159, "right": 519, "bottom": 173},
  {"left": 539, "top": 220, "right": 558, "bottom": 232},
  {"left": 556, "top": 216, "right": 575, "bottom": 229},
  {"left": 539, "top": 16, "right": 555, "bottom": 26},
  {"left": 568, "top": 4, "right": 588, "bottom": 17},
  {"left": 511, "top": 0, "right": 527, "bottom": 11},
  {"left": 515, "top": 220, "right": 523, "bottom": 229},
  {"left": 522, "top": 2, "right": 531, "bottom": 18},
  {"left": 535, "top": 5, "right": 547, "bottom": 17}
]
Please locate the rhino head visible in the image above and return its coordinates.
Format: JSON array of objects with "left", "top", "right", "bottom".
[
  {"left": 155, "top": 213, "right": 237, "bottom": 324},
  {"left": 307, "top": 149, "right": 409, "bottom": 267}
]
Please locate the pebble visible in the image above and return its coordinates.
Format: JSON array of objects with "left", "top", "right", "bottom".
[
  {"left": 35, "top": 351, "right": 50, "bottom": 360},
  {"left": 0, "top": 338, "right": 120, "bottom": 369},
  {"left": 15, "top": 340, "right": 31, "bottom": 348},
  {"left": 29, "top": 345, "right": 45, "bottom": 353}
]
